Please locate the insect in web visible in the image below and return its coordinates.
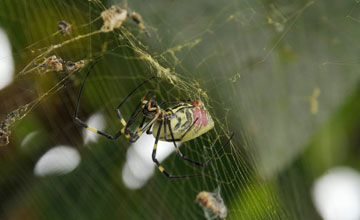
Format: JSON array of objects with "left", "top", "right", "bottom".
[
  {"left": 195, "top": 186, "right": 228, "bottom": 219},
  {"left": 74, "top": 62, "right": 234, "bottom": 178}
]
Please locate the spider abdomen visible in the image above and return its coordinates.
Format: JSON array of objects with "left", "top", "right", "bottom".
[{"left": 152, "top": 101, "right": 214, "bottom": 142}]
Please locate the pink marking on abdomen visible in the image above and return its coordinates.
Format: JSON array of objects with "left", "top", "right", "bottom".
[
  {"left": 190, "top": 100, "right": 209, "bottom": 128},
  {"left": 193, "top": 108, "right": 201, "bottom": 127},
  {"left": 201, "top": 108, "right": 208, "bottom": 126},
  {"left": 193, "top": 107, "right": 208, "bottom": 128}
]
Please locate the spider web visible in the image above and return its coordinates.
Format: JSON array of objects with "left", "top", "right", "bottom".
[{"left": 1, "top": 0, "right": 360, "bottom": 219}]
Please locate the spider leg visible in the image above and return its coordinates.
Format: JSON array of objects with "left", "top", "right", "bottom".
[
  {"left": 158, "top": 99, "right": 191, "bottom": 107},
  {"left": 129, "top": 115, "right": 158, "bottom": 142},
  {"left": 152, "top": 120, "right": 207, "bottom": 179},
  {"left": 128, "top": 115, "right": 146, "bottom": 142},
  {"left": 201, "top": 132, "right": 234, "bottom": 167},
  {"left": 166, "top": 119, "right": 234, "bottom": 168},
  {"left": 113, "top": 82, "right": 155, "bottom": 139},
  {"left": 164, "top": 117, "right": 199, "bottom": 142},
  {"left": 122, "top": 102, "right": 144, "bottom": 139},
  {"left": 115, "top": 80, "right": 155, "bottom": 128},
  {"left": 146, "top": 123, "right": 153, "bottom": 134},
  {"left": 123, "top": 91, "right": 157, "bottom": 141},
  {"left": 163, "top": 106, "right": 201, "bottom": 141},
  {"left": 166, "top": 118, "right": 206, "bottom": 167},
  {"left": 74, "top": 62, "right": 122, "bottom": 140}
]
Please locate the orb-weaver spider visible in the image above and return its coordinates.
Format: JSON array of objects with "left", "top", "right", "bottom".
[{"left": 74, "top": 63, "right": 234, "bottom": 179}]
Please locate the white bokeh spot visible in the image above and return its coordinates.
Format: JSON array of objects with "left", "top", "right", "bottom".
[
  {"left": 312, "top": 166, "right": 360, "bottom": 220},
  {"left": 34, "top": 145, "right": 81, "bottom": 177},
  {"left": 122, "top": 134, "right": 176, "bottom": 190},
  {"left": 83, "top": 112, "right": 106, "bottom": 145},
  {"left": 0, "top": 27, "right": 14, "bottom": 90}
]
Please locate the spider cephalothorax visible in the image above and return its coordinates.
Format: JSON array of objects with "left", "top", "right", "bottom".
[{"left": 141, "top": 99, "right": 159, "bottom": 118}]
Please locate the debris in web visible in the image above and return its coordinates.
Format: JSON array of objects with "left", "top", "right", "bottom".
[
  {"left": 130, "top": 12, "right": 151, "bottom": 38},
  {"left": 0, "top": 69, "right": 68, "bottom": 146},
  {"left": 195, "top": 186, "right": 228, "bottom": 219},
  {"left": 22, "top": 55, "right": 85, "bottom": 75},
  {"left": 100, "top": 5, "right": 150, "bottom": 37},
  {"left": 58, "top": 21, "right": 72, "bottom": 35},
  {"left": 38, "top": 55, "right": 63, "bottom": 73},
  {"left": 63, "top": 60, "right": 85, "bottom": 74},
  {"left": 9, "top": 3, "right": 151, "bottom": 143},
  {"left": 101, "top": 5, "right": 128, "bottom": 32},
  {"left": 0, "top": 104, "right": 29, "bottom": 146},
  {"left": 20, "top": 5, "right": 149, "bottom": 75}
]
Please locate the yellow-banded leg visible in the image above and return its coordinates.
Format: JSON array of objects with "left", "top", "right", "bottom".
[
  {"left": 122, "top": 103, "right": 144, "bottom": 140},
  {"left": 151, "top": 120, "right": 206, "bottom": 179},
  {"left": 74, "top": 62, "right": 124, "bottom": 139},
  {"left": 129, "top": 114, "right": 159, "bottom": 142},
  {"left": 74, "top": 62, "right": 155, "bottom": 140},
  {"left": 127, "top": 115, "right": 147, "bottom": 142},
  {"left": 74, "top": 118, "right": 123, "bottom": 139},
  {"left": 166, "top": 119, "right": 235, "bottom": 168},
  {"left": 166, "top": 119, "right": 207, "bottom": 167},
  {"left": 115, "top": 87, "right": 154, "bottom": 128},
  {"left": 115, "top": 90, "right": 155, "bottom": 140}
]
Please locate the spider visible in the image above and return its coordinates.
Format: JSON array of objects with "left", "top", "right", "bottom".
[{"left": 74, "top": 62, "right": 234, "bottom": 179}]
